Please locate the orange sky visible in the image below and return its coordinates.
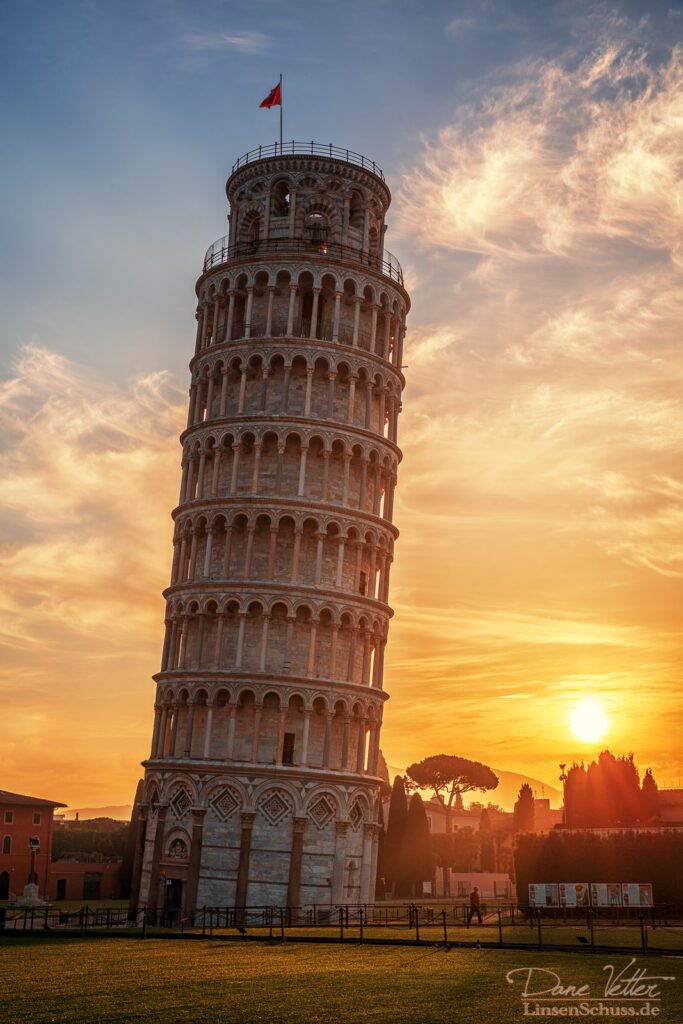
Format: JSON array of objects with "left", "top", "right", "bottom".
[{"left": 1, "top": 41, "right": 681, "bottom": 809}]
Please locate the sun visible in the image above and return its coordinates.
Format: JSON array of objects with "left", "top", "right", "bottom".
[{"left": 569, "top": 699, "right": 609, "bottom": 744}]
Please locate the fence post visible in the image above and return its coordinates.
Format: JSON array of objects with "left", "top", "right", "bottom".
[
  {"left": 339, "top": 907, "right": 344, "bottom": 941},
  {"left": 359, "top": 907, "right": 364, "bottom": 945},
  {"left": 414, "top": 906, "right": 420, "bottom": 944},
  {"left": 280, "top": 906, "right": 285, "bottom": 942},
  {"left": 442, "top": 909, "right": 449, "bottom": 949},
  {"left": 202, "top": 906, "right": 206, "bottom": 936},
  {"left": 640, "top": 917, "right": 647, "bottom": 952},
  {"left": 209, "top": 908, "right": 213, "bottom": 937},
  {"left": 589, "top": 908, "right": 594, "bottom": 946},
  {"left": 537, "top": 911, "right": 542, "bottom": 948},
  {"left": 141, "top": 908, "right": 147, "bottom": 939},
  {"left": 497, "top": 908, "right": 503, "bottom": 945}
]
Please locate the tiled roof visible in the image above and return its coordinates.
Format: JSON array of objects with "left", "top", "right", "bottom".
[{"left": 0, "top": 789, "right": 66, "bottom": 808}]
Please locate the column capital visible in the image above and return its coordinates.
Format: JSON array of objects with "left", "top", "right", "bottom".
[
  {"left": 335, "top": 821, "right": 349, "bottom": 838},
  {"left": 240, "top": 812, "right": 256, "bottom": 829}
]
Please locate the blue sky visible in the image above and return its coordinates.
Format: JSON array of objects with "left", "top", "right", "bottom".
[{"left": 1, "top": 1, "right": 682, "bottom": 804}]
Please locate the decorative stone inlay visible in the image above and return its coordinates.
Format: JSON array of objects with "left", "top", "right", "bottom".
[
  {"left": 170, "top": 787, "right": 192, "bottom": 819},
  {"left": 168, "top": 838, "right": 189, "bottom": 859},
  {"left": 309, "top": 794, "right": 335, "bottom": 830},
  {"left": 258, "top": 789, "right": 292, "bottom": 826},
  {"left": 209, "top": 786, "right": 240, "bottom": 821},
  {"left": 349, "top": 799, "right": 364, "bottom": 830}
]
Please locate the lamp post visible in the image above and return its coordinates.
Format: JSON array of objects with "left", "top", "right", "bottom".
[
  {"left": 559, "top": 764, "right": 568, "bottom": 827},
  {"left": 28, "top": 836, "right": 40, "bottom": 887}
]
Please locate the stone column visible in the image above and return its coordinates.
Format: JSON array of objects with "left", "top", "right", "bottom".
[
  {"left": 213, "top": 613, "right": 224, "bottom": 667},
  {"left": 226, "top": 702, "right": 237, "bottom": 760},
  {"left": 183, "top": 700, "right": 196, "bottom": 757},
  {"left": 332, "top": 291, "right": 342, "bottom": 342},
  {"left": 301, "top": 710, "right": 311, "bottom": 765},
  {"left": 234, "top": 812, "right": 255, "bottom": 911},
  {"left": 352, "top": 297, "right": 361, "bottom": 347},
  {"left": 290, "top": 527, "right": 302, "bottom": 583},
  {"left": 347, "top": 376, "right": 356, "bottom": 423},
  {"left": 356, "top": 716, "right": 366, "bottom": 772},
  {"left": 219, "top": 368, "right": 229, "bottom": 418},
  {"left": 370, "top": 305, "right": 379, "bottom": 351},
  {"left": 341, "top": 715, "right": 350, "bottom": 768},
  {"left": 259, "top": 615, "right": 270, "bottom": 671},
  {"left": 146, "top": 803, "right": 168, "bottom": 915},
  {"left": 150, "top": 704, "right": 163, "bottom": 758},
  {"left": 309, "top": 288, "right": 321, "bottom": 339},
  {"left": 297, "top": 446, "right": 308, "bottom": 496},
  {"left": 235, "top": 612, "right": 247, "bottom": 668},
  {"left": 275, "top": 707, "right": 287, "bottom": 764},
  {"left": 127, "top": 803, "right": 148, "bottom": 918},
  {"left": 304, "top": 367, "right": 314, "bottom": 415},
  {"left": 244, "top": 287, "right": 254, "bottom": 339},
  {"left": 210, "top": 449, "right": 222, "bottom": 496},
  {"left": 265, "top": 286, "right": 275, "bottom": 336},
  {"left": 287, "top": 284, "right": 297, "bottom": 335},
  {"left": 237, "top": 369, "right": 248, "bottom": 414},
  {"left": 250, "top": 703, "right": 263, "bottom": 762},
  {"left": 184, "top": 808, "right": 206, "bottom": 918},
  {"left": 322, "top": 712, "right": 333, "bottom": 768},
  {"left": 205, "top": 372, "right": 215, "bottom": 418},
  {"left": 251, "top": 442, "right": 262, "bottom": 494},
  {"left": 260, "top": 368, "right": 269, "bottom": 412},
  {"left": 359, "top": 822, "right": 377, "bottom": 904},
  {"left": 365, "top": 382, "right": 374, "bottom": 430},
  {"left": 225, "top": 291, "right": 235, "bottom": 340},
  {"left": 222, "top": 526, "right": 233, "bottom": 576},
  {"left": 306, "top": 621, "right": 317, "bottom": 677},
  {"left": 202, "top": 528, "right": 214, "bottom": 578},
  {"left": 321, "top": 451, "right": 330, "bottom": 502},
  {"left": 331, "top": 821, "right": 349, "bottom": 904},
  {"left": 229, "top": 443, "right": 240, "bottom": 493},
  {"left": 203, "top": 702, "right": 214, "bottom": 759},
  {"left": 327, "top": 371, "right": 336, "bottom": 418},
  {"left": 267, "top": 527, "right": 278, "bottom": 579},
  {"left": 286, "top": 817, "right": 307, "bottom": 909}
]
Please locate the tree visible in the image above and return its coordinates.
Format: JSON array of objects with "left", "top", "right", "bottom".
[
  {"left": 384, "top": 775, "right": 408, "bottom": 896},
  {"left": 513, "top": 783, "right": 535, "bottom": 833},
  {"left": 478, "top": 809, "right": 495, "bottom": 871},
  {"left": 406, "top": 755, "right": 498, "bottom": 834},
  {"left": 641, "top": 769, "right": 660, "bottom": 823},
  {"left": 402, "top": 794, "right": 435, "bottom": 897}
]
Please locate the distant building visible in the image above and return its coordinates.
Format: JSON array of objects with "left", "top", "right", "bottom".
[
  {"left": 658, "top": 789, "right": 683, "bottom": 825},
  {"left": 0, "top": 789, "right": 125, "bottom": 903},
  {"left": 0, "top": 789, "right": 65, "bottom": 901},
  {"left": 533, "top": 798, "right": 563, "bottom": 832}
]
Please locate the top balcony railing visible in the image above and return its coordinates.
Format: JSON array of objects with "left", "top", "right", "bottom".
[
  {"left": 231, "top": 142, "right": 385, "bottom": 182},
  {"left": 203, "top": 236, "right": 404, "bottom": 287}
]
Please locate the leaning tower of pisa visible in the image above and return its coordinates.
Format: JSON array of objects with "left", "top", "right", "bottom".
[{"left": 132, "top": 142, "right": 409, "bottom": 918}]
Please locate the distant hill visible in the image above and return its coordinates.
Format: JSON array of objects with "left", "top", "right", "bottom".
[
  {"left": 63, "top": 805, "right": 132, "bottom": 821},
  {"left": 387, "top": 764, "right": 562, "bottom": 810}
]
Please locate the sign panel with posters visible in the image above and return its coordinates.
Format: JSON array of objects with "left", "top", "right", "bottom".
[
  {"left": 590, "top": 882, "right": 623, "bottom": 907},
  {"left": 528, "top": 883, "right": 559, "bottom": 907},
  {"left": 622, "top": 883, "right": 653, "bottom": 907},
  {"left": 559, "top": 882, "right": 590, "bottom": 907}
]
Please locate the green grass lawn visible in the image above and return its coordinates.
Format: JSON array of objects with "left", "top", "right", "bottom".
[{"left": 0, "top": 938, "right": 681, "bottom": 1024}]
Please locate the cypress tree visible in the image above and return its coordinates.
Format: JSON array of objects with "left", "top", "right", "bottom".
[
  {"left": 513, "top": 783, "right": 535, "bottom": 833},
  {"left": 385, "top": 775, "right": 408, "bottom": 896},
  {"left": 403, "top": 793, "right": 435, "bottom": 897}
]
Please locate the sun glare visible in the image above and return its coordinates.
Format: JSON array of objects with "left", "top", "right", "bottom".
[{"left": 569, "top": 699, "right": 609, "bottom": 744}]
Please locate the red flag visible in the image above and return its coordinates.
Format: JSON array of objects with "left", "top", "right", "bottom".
[{"left": 259, "top": 83, "right": 281, "bottom": 108}]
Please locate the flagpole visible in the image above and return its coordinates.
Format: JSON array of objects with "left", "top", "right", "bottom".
[{"left": 279, "top": 73, "right": 283, "bottom": 152}]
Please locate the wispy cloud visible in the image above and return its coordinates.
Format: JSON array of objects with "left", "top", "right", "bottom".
[
  {"left": 180, "top": 31, "right": 270, "bottom": 55},
  {"left": 0, "top": 345, "right": 185, "bottom": 802}
]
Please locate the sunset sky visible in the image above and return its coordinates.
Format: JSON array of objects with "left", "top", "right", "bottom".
[{"left": 1, "top": 1, "right": 681, "bottom": 808}]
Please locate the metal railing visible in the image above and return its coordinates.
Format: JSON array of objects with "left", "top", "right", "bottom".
[
  {"left": 231, "top": 142, "right": 385, "bottom": 182},
  {"left": 203, "top": 237, "right": 403, "bottom": 286}
]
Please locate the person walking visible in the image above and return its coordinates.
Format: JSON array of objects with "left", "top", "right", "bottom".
[{"left": 468, "top": 886, "right": 483, "bottom": 925}]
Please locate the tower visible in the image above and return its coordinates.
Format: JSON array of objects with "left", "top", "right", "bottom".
[{"left": 133, "top": 142, "right": 409, "bottom": 918}]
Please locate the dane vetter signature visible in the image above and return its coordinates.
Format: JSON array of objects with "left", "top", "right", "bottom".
[{"left": 506, "top": 959, "right": 676, "bottom": 1001}]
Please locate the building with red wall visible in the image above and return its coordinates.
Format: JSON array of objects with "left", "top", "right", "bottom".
[{"left": 0, "top": 789, "right": 65, "bottom": 902}]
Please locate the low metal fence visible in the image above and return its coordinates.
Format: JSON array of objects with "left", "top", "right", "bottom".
[{"left": 2, "top": 901, "right": 681, "bottom": 953}]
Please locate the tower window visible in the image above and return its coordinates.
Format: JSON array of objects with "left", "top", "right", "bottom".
[
  {"left": 3, "top": 812, "right": 12, "bottom": 824},
  {"left": 359, "top": 571, "right": 367, "bottom": 596},
  {"left": 33, "top": 812, "right": 41, "bottom": 826},
  {"left": 2, "top": 836, "right": 10, "bottom": 854},
  {"left": 282, "top": 732, "right": 295, "bottom": 766}
]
